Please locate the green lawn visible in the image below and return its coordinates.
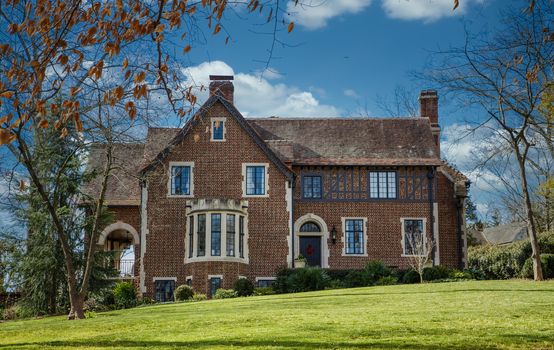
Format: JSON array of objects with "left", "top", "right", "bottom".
[{"left": 1, "top": 280, "right": 554, "bottom": 349}]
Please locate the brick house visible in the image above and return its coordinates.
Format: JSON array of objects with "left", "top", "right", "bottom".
[{"left": 86, "top": 75, "right": 469, "bottom": 300}]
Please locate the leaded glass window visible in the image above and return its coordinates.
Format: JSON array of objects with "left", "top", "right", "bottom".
[
  {"left": 303, "top": 176, "right": 322, "bottom": 199},
  {"left": 170, "top": 165, "right": 191, "bottom": 195},
  {"left": 404, "top": 219, "right": 424, "bottom": 256},
  {"left": 226, "top": 214, "right": 235, "bottom": 257},
  {"left": 369, "top": 171, "right": 396, "bottom": 199},
  {"left": 212, "top": 120, "right": 224, "bottom": 140},
  {"left": 300, "top": 222, "right": 320, "bottom": 232},
  {"left": 246, "top": 166, "right": 266, "bottom": 195},
  {"left": 197, "top": 214, "right": 206, "bottom": 257},
  {"left": 188, "top": 216, "right": 194, "bottom": 258},
  {"left": 211, "top": 214, "right": 221, "bottom": 256},
  {"left": 239, "top": 216, "right": 245, "bottom": 258},
  {"left": 345, "top": 219, "right": 364, "bottom": 254}
]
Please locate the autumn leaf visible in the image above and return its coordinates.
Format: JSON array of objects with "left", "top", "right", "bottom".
[
  {"left": 453, "top": 0, "right": 459, "bottom": 10},
  {"left": 38, "top": 119, "right": 49, "bottom": 128},
  {"left": 213, "top": 23, "right": 221, "bottom": 35},
  {"left": 288, "top": 22, "right": 294, "bottom": 33},
  {"left": 0, "top": 128, "right": 12, "bottom": 145},
  {"left": 0, "top": 91, "right": 14, "bottom": 98},
  {"left": 122, "top": 58, "right": 129, "bottom": 69},
  {"left": 184, "top": 45, "right": 191, "bottom": 53},
  {"left": 19, "top": 179, "right": 25, "bottom": 191}
]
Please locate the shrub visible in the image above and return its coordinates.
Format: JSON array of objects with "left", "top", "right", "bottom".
[
  {"left": 344, "top": 270, "right": 369, "bottom": 288},
  {"left": 468, "top": 231, "right": 554, "bottom": 279},
  {"left": 402, "top": 269, "right": 421, "bottom": 284},
  {"left": 113, "top": 282, "right": 137, "bottom": 309},
  {"left": 449, "top": 270, "right": 473, "bottom": 280},
  {"left": 174, "top": 285, "right": 194, "bottom": 302},
  {"left": 2, "top": 305, "right": 21, "bottom": 320},
  {"left": 365, "top": 260, "right": 392, "bottom": 281},
  {"left": 233, "top": 278, "right": 255, "bottom": 297},
  {"left": 521, "top": 254, "right": 554, "bottom": 279},
  {"left": 273, "top": 267, "right": 296, "bottom": 294},
  {"left": 376, "top": 276, "right": 398, "bottom": 286},
  {"left": 214, "top": 288, "right": 238, "bottom": 299},
  {"left": 423, "top": 265, "right": 451, "bottom": 281},
  {"left": 253, "top": 287, "right": 275, "bottom": 296},
  {"left": 192, "top": 293, "right": 207, "bottom": 302},
  {"left": 325, "top": 269, "right": 354, "bottom": 281},
  {"left": 327, "top": 279, "right": 346, "bottom": 289},
  {"left": 286, "top": 268, "right": 331, "bottom": 293}
]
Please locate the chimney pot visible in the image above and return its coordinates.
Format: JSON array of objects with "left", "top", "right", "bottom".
[{"left": 209, "top": 75, "right": 234, "bottom": 104}]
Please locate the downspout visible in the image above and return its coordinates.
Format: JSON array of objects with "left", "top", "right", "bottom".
[
  {"left": 291, "top": 178, "right": 295, "bottom": 269},
  {"left": 456, "top": 198, "right": 464, "bottom": 270},
  {"left": 427, "top": 167, "right": 436, "bottom": 265}
]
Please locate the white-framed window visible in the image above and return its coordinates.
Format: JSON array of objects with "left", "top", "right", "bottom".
[
  {"left": 369, "top": 171, "right": 397, "bottom": 199},
  {"left": 211, "top": 117, "right": 226, "bottom": 141},
  {"left": 168, "top": 161, "right": 194, "bottom": 197},
  {"left": 208, "top": 275, "right": 223, "bottom": 297},
  {"left": 255, "top": 277, "right": 276, "bottom": 287},
  {"left": 341, "top": 217, "right": 368, "bottom": 256},
  {"left": 185, "top": 211, "right": 248, "bottom": 264},
  {"left": 242, "top": 163, "right": 269, "bottom": 197},
  {"left": 401, "top": 218, "right": 427, "bottom": 256}
]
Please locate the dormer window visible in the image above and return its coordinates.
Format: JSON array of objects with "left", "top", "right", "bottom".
[{"left": 211, "top": 117, "right": 226, "bottom": 141}]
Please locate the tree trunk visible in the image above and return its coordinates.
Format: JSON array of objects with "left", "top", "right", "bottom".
[
  {"left": 67, "top": 293, "right": 85, "bottom": 320},
  {"left": 516, "top": 151, "right": 544, "bottom": 281}
]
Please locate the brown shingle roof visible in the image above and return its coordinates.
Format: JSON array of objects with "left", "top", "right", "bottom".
[
  {"left": 142, "top": 127, "right": 180, "bottom": 168},
  {"left": 247, "top": 117, "right": 441, "bottom": 166},
  {"left": 83, "top": 143, "right": 145, "bottom": 205}
]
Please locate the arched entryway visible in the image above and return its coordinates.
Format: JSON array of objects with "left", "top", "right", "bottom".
[
  {"left": 98, "top": 221, "right": 139, "bottom": 278},
  {"left": 294, "top": 214, "right": 329, "bottom": 268}
]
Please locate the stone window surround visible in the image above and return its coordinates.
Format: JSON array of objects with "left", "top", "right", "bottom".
[
  {"left": 242, "top": 163, "right": 269, "bottom": 198},
  {"left": 185, "top": 200, "right": 249, "bottom": 264},
  {"left": 340, "top": 217, "right": 369, "bottom": 257},
  {"left": 210, "top": 117, "right": 227, "bottom": 142},
  {"left": 400, "top": 217, "right": 428, "bottom": 257},
  {"left": 167, "top": 161, "right": 195, "bottom": 198}
]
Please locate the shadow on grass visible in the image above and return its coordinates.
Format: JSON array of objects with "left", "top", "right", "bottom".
[{"left": 0, "top": 338, "right": 507, "bottom": 349}]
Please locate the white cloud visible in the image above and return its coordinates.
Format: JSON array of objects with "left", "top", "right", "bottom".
[
  {"left": 286, "top": 0, "right": 373, "bottom": 29},
  {"left": 181, "top": 61, "right": 340, "bottom": 117},
  {"left": 381, "top": 0, "right": 485, "bottom": 22},
  {"left": 344, "top": 89, "right": 360, "bottom": 99}
]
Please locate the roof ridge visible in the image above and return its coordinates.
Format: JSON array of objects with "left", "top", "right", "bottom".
[{"left": 247, "top": 117, "right": 427, "bottom": 121}]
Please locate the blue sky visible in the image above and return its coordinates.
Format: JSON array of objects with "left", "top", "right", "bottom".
[{"left": 170, "top": 0, "right": 513, "bottom": 217}]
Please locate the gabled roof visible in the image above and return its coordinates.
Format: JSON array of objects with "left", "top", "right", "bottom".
[
  {"left": 140, "top": 94, "right": 295, "bottom": 180},
  {"left": 482, "top": 223, "right": 528, "bottom": 245},
  {"left": 247, "top": 117, "right": 442, "bottom": 166},
  {"left": 82, "top": 143, "right": 144, "bottom": 205}
]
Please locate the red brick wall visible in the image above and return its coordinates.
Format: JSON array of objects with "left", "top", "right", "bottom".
[
  {"left": 437, "top": 171, "right": 463, "bottom": 268},
  {"left": 143, "top": 101, "right": 290, "bottom": 296}
]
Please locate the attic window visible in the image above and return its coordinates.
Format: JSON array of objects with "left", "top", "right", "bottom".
[{"left": 211, "top": 117, "right": 226, "bottom": 141}]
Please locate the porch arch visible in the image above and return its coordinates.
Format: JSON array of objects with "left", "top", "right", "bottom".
[
  {"left": 294, "top": 214, "right": 329, "bottom": 268},
  {"left": 98, "top": 221, "right": 139, "bottom": 246}
]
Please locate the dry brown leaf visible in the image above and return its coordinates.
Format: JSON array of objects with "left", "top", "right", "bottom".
[{"left": 287, "top": 22, "right": 294, "bottom": 33}]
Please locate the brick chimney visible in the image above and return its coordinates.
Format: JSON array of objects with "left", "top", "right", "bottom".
[
  {"left": 419, "top": 90, "right": 441, "bottom": 154},
  {"left": 209, "top": 75, "right": 234, "bottom": 104}
]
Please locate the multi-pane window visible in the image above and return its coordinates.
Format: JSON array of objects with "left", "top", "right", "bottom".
[
  {"left": 257, "top": 279, "right": 275, "bottom": 288},
  {"left": 369, "top": 171, "right": 396, "bottom": 199},
  {"left": 345, "top": 219, "right": 364, "bottom": 255},
  {"left": 188, "top": 216, "right": 194, "bottom": 258},
  {"left": 154, "top": 280, "right": 175, "bottom": 302},
  {"left": 212, "top": 119, "right": 224, "bottom": 140},
  {"left": 226, "top": 214, "right": 235, "bottom": 257},
  {"left": 209, "top": 277, "right": 221, "bottom": 298},
  {"left": 170, "top": 165, "right": 191, "bottom": 195},
  {"left": 246, "top": 166, "right": 266, "bottom": 195},
  {"left": 403, "top": 219, "right": 425, "bottom": 256},
  {"left": 302, "top": 176, "right": 322, "bottom": 199},
  {"left": 239, "top": 216, "right": 245, "bottom": 258},
  {"left": 211, "top": 214, "right": 221, "bottom": 256},
  {"left": 197, "top": 214, "right": 206, "bottom": 257}
]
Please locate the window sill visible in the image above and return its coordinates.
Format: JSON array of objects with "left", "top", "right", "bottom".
[
  {"left": 185, "top": 256, "right": 249, "bottom": 264},
  {"left": 243, "top": 194, "right": 269, "bottom": 198},
  {"left": 341, "top": 253, "right": 368, "bottom": 257},
  {"left": 401, "top": 254, "right": 428, "bottom": 258},
  {"left": 210, "top": 139, "right": 226, "bottom": 142},
  {"left": 167, "top": 194, "right": 194, "bottom": 198}
]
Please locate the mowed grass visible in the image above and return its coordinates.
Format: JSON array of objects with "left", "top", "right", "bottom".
[{"left": 1, "top": 280, "right": 554, "bottom": 349}]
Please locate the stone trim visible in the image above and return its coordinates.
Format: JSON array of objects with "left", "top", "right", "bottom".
[
  {"left": 400, "top": 217, "right": 428, "bottom": 257},
  {"left": 153, "top": 277, "right": 177, "bottom": 282},
  {"left": 294, "top": 213, "right": 330, "bottom": 268},
  {"left": 167, "top": 161, "right": 195, "bottom": 198},
  {"left": 98, "top": 221, "right": 139, "bottom": 246},
  {"left": 242, "top": 163, "right": 270, "bottom": 198},
  {"left": 210, "top": 117, "right": 227, "bottom": 142},
  {"left": 341, "top": 217, "right": 369, "bottom": 257}
]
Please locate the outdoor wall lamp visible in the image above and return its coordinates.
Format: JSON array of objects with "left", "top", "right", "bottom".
[{"left": 331, "top": 226, "right": 337, "bottom": 244}]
